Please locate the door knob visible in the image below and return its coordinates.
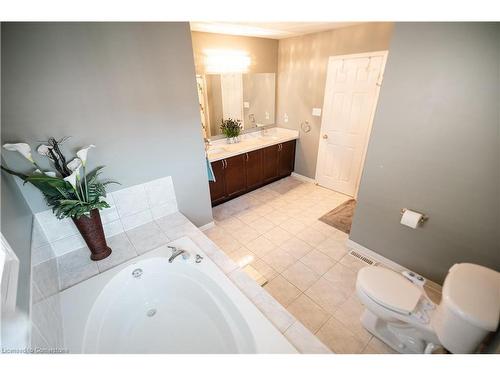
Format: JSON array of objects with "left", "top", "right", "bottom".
[{"left": 322, "top": 134, "right": 328, "bottom": 139}]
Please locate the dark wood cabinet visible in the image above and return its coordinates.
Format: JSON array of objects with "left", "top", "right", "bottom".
[
  {"left": 208, "top": 160, "right": 226, "bottom": 205},
  {"left": 224, "top": 154, "right": 247, "bottom": 197},
  {"left": 262, "top": 144, "right": 280, "bottom": 183},
  {"left": 279, "top": 140, "right": 296, "bottom": 177},
  {"left": 209, "top": 140, "right": 296, "bottom": 206},
  {"left": 245, "top": 149, "right": 263, "bottom": 190}
]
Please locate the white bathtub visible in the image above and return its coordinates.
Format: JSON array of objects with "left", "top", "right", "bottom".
[{"left": 59, "top": 237, "right": 297, "bottom": 354}]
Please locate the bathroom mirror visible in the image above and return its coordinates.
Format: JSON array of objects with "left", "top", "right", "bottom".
[{"left": 197, "top": 73, "right": 276, "bottom": 138}]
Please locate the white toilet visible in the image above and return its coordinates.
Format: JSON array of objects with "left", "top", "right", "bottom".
[{"left": 356, "top": 263, "right": 500, "bottom": 354}]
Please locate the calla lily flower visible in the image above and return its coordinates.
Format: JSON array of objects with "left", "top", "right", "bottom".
[
  {"left": 67, "top": 158, "right": 83, "bottom": 173},
  {"left": 3, "top": 143, "right": 34, "bottom": 163},
  {"left": 37, "top": 144, "right": 53, "bottom": 157},
  {"left": 63, "top": 170, "right": 78, "bottom": 189},
  {"left": 76, "top": 145, "right": 95, "bottom": 166},
  {"left": 34, "top": 169, "right": 57, "bottom": 177}
]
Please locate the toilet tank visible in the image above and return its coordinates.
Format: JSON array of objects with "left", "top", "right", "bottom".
[{"left": 432, "top": 263, "right": 500, "bottom": 353}]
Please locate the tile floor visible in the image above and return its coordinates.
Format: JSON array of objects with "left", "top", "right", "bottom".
[{"left": 205, "top": 176, "right": 442, "bottom": 354}]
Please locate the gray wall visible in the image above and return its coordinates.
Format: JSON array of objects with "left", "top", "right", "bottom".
[
  {"left": 350, "top": 23, "right": 500, "bottom": 283},
  {"left": 1, "top": 165, "right": 33, "bottom": 314},
  {"left": 276, "top": 23, "right": 394, "bottom": 178},
  {"left": 1, "top": 22, "right": 213, "bottom": 226}
]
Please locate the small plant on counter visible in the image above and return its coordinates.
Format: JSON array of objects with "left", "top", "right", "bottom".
[
  {"left": 1, "top": 137, "right": 118, "bottom": 261},
  {"left": 220, "top": 118, "right": 242, "bottom": 143}
]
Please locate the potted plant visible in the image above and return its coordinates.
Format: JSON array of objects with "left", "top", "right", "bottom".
[
  {"left": 1, "top": 137, "right": 117, "bottom": 261},
  {"left": 220, "top": 118, "right": 242, "bottom": 144}
]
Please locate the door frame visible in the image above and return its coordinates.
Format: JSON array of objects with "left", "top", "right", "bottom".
[{"left": 315, "top": 50, "right": 389, "bottom": 198}]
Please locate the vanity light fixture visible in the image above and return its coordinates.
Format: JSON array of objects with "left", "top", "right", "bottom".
[{"left": 204, "top": 49, "right": 251, "bottom": 73}]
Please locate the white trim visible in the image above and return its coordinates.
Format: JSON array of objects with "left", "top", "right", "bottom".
[
  {"left": 315, "top": 50, "right": 388, "bottom": 199},
  {"left": 291, "top": 172, "right": 316, "bottom": 184},
  {"left": 345, "top": 238, "right": 442, "bottom": 292},
  {"left": 199, "top": 221, "right": 216, "bottom": 231}
]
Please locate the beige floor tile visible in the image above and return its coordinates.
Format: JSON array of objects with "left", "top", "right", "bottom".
[
  {"left": 212, "top": 234, "right": 242, "bottom": 254},
  {"left": 316, "top": 317, "right": 369, "bottom": 354},
  {"left": 339, "top": 253, "right": 368, "bottom": 273},
  {"left": 235, "top": 225, "right": 261, "bottom": 243},
  {"left": 264, "top": 275, "right": 301, "bottom": 307},
  {"left": 305, "top": 277, "right": 350, "bottom": 314},
  {"left": 316, "top": 236, "right": 349, "bottom": 261},
  {"left": 245, "top": 235, "right": 276, "bottom": 257},
  {"left": 287, "top": 294, "right": 330, "bottom": 333},
  {"left": 333, "top": 295, "right": 372, "bottom": 342},
  {"left": 261, "top": 248, "right": 297, "bottom": 272},
  {"left": 242, "top": 265, "right": 267, "bottom": 286},
  {"left": 322, "top": 262, "right": 358, "bottom": 294},
  {"left": 228, "top": 247, "right": 257, "bottom": 268},
  {"left": 265, "top": 210, "right": 291, "bottom": 225},
  {"left": 235, "top": 209, "right": 261, "bottom": 224},
  {"left": 309, "top": 221, "right": 344, "bottom": 237},
  {"left": 300, "top": 250, "right": 336, "bottom": 275},
  {"left": 296, "top": 227, "right": 328, "bottom": 247},
  {"left": 279, "top": 237, "right": 313, "bottom": 260},
  {"left": 362, "top": 336, "right": 397, "bottom": 354},
  {"left": 249, "top": 217, "right": 276, "bottom": 235},
  {"left": 203, "top": 225, "right": 227, "bottom": 241},
  {"left": 251, "top": 258, "right": 279, "bottom": 282},
  {"left": 262, "top": 227, "right": 293, "bottom": 246},
  {"left": 279, "top": 217, "right": 309, "bottom": 234},
  {"left": 217, "top": 216, "right": 245, "bottom": 232},
  {"left": 282, "top": 261, "right": 321, "bottom": 291}
]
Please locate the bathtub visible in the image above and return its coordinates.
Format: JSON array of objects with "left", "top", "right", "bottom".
[{"left": 59, "top": 237, "right": 297, "bottom": 353}]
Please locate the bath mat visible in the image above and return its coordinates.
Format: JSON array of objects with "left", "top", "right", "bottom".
[{"left": 319, "top": 199, "right": 356, "bottom": 234}]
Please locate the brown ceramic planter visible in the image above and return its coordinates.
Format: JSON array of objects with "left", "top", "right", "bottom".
[{"left": 72, "top": 209, "right": 112, "bottom": 261}]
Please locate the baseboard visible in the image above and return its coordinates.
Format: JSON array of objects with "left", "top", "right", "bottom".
[
  {"left": 198, "top": 221, "right": 215, "bottom": 231},
  {"left": 345, "top": 239, "right": 442, "bottom": 291},
  {"left": 291, "top": 172, "right": 316, "bottom": 184}
]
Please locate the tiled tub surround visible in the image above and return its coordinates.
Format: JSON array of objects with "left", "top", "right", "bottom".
[
  {"left": 29, "top": 175, "right": 329, "bottom": 353},
  {"left": 204, "top": 176, "right": 443, "bottom": 354}
]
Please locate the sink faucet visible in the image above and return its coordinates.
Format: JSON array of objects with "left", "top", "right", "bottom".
[{"left": 168, "top": 246, "right": 190, "bottom": 263}]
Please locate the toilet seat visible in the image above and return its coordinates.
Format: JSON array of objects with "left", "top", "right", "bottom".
[{"left": 357, "top": 267, "right": 423, "bottom": 315}]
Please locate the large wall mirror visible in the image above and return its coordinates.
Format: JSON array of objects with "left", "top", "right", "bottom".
[{"left": 197, "top": 73, "right": 276, "bottom": 138}]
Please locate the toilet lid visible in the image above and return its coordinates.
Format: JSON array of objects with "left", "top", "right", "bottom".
[{"left": 357, "top": 267, "right": 422, "bottom": 315}]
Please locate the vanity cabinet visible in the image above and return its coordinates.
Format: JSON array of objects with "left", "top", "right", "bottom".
[
  {"left": 209, "top": 140, "right": 296, "bottom": 206},
  {"left": 245, "top": 149, "right": 263, "bottom": 190}
]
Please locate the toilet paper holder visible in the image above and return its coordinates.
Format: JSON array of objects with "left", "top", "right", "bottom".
[{"left": 400, "top": 208, "right": 428, "bottom": 224}]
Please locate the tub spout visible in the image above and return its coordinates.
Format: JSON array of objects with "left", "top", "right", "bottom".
[{"left": 168, "top": 246, "right": 190, "bottom": 263}]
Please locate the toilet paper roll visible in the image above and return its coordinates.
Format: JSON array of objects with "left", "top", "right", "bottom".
[{"left": 400, "top": 209, "right": 423, "bottom": 229}]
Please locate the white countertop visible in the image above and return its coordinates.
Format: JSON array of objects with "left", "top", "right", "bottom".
[{"left": 207, "top": 127, "right": 299, "bottom": 162}]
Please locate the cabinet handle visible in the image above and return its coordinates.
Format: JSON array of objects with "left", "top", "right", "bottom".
[
  {"left": 278, "top": 144, "right": 282, "bottom": 151},
  {"left": 246, "top": 153, "right": 249, "bottom": 162},
  {"left": 224, "top": 160, "right": 227, "bottom": 169}
]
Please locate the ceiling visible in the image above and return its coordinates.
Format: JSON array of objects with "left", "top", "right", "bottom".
[{"left": 189, "top": 22, "right": 361, "bottom": 39}]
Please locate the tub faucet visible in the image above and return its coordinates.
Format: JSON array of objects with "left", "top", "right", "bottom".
[{"left": 168, "top": 246, "right": 190, "bottom": 263}]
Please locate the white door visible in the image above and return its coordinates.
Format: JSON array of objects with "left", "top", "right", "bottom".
[{"left": 315, "top": 51, "right": 387, "bottom": 197}]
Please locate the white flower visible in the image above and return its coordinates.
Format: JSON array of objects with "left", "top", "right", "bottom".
[
  {"left": 37, "top": 144, "right": 53, "bottom": 157},
  {"left": 67, "top": 158, "right": 82, "bottom": 173},
  {"left": 63, "top": 170, "right": 78, "bottom": 189},
  {"left": 34, "top": 169, "right": 57, "bottom": 178},
  {"left": 3, "top": 143, "right": 34, "bottom": 163},
  {"left": 76, "top": 145, "right": 95, "bottom": 166}
]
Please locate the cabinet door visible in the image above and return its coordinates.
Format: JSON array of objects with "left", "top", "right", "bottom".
[
  {"left": 279, "top": 140, "right": 296, "bottom": 177},
  {"left": 245, "top": 149, "right": 263, "bottom": 190},
  {"left": 224, "top": 154, "right": 247, "bottom": 198},
  {"left": 262, "top": 144, "right": 280, "bottom": 183},
  {"left": 209, "top": 160, "right": 227, "bottom": 205}
]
